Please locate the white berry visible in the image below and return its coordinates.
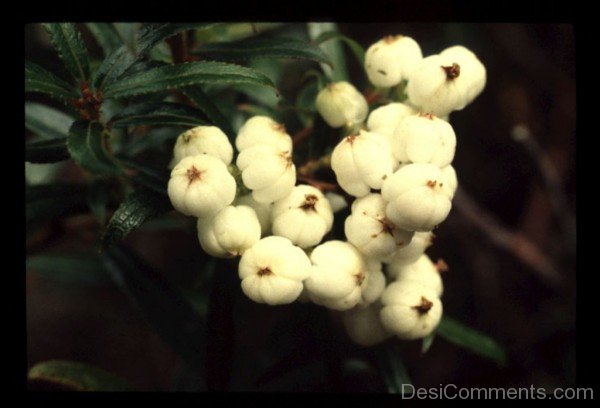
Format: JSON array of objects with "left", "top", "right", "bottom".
[
  {"left": 366, "top": 102, "right": 417, "bottom": 143},
  {"left": 197, "top": 205, "right": 261, "bottom": 258},
  {"left": 381, "top": 163, "right": 453, "bottom": 231},
  {"left": 271, "top": 185, "right": 334, "bottom": 248},
  {"left": 331, "top": 130, "right": 397, "bottom": 197},
  {"left": 234, "top": 194, "right": 272, "bottom": 235},
  {"left": 344, "top": 193, "right": 414, "bottom": 260},
  {"left": 236, "top": 144, "right": 296, "bottom": 204},
  {"left": 342, "top": 302, "right": 392, "bottom": 346},
  {"left": 315, "top": 82, "right": 368, "bottom": 128},
  {"left": 171, "top": 126, "right": 233, "bottom": 168},
  {"left": 387, "top": 254, "right": 444, "bottom": 296},
  {"left": 440, "top": 164, "right": 458, "bottom": 199},
  {"left": 380, "top": 280, "right": 443, "bottom": 340},
  {"left": 391, "top": 113, "right": 457, "bottom": 167},
  {"left": 235, "top": 116, "right": 293, "bottom": 153},
  {"left": 167, "top": 154, "right": 236, "bottom": 218},
  {"left": 238, "top": 236, "right": 312, "bottom": 305},
  {"left": 383, "top": 231, "right": 434, "bottom": 265},
  {"left": 364, "top": 35, "right": 423, "bottom": 88}
]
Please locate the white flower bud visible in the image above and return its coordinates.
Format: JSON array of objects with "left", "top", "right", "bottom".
[
  {"left": 366, "top": 103, "right": 417, "bottom": 142},
  {"left": 380, "top": 280, "right": 443, "bottom": 340},
  {"left": 234, "top": 194, "right": 272, "bottom": 235},
  {"left": 387, "top": 254, "right": 443, "bottom": 296},
  {"left": 324, "top": 192, "right": 348, "bottom": 213},
  {"left": 383, "top": 231, "right": 434, "bottom": 266},
  {"left": 344, "top": 193, "right": 414, "bottom": 260},
  {"left": 440, "top": 164, "right": 458, "bottom": 199},
  {"left": 197, "top": 205, "right": 261, "bottom": 258},
  {"left": 406, "top": 46, "right": 486, "bottom": 117},
  {"left": 331, "top": 130, "right": 397, "bottom": 197},
  {"left": 167, "top": 154, "right": 236, "bottom": 218},
  {"left": 315, "top": 82, "right": 368, "bottom": 128},
  {"left": 171, "top": 126, "right": 233, "bottom": 167},
  {"left": 440, "top": 45, "right": 486, "bottom": 102},
  {"left": 364, "top": 35, "right": 423, "bottom": 88},
  {"left": 236, "top": 144, "right": 296, "bottom": 204},
  {"left": 235, "top": 116, "right": 293, "bottom": 153},
  {"left": 381, "top": 163, "right": 453, "bottom": 231},
  {"left": 391, "top": 113, "right": 456, "bottom": 167},
  {"left": 238, "top": 236, "right": 312, "bottom": 305},
  {"left": 271, "top": 185, "right": 334, "bottom": 248},
  {"left": 341, "top": 302, "right": 392, "bottom": 347},
  {"left": 305, "top": 240, "right": 365, "bottom": 304}
]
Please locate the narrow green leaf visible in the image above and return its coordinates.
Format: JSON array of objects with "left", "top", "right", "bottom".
[
  {"left": 67, "top": 120, "right": 122, "bottom": 175},
  {"left": 182, "top": 86, "right": 235, "bottom": 140},
  {"left": 117, "top": 156, "right": 170, "bottom": 194},
  {"left": 313, "top": 31, "right": 365, "bottom": 66},
  {"left": 421, "top": 332, "right": 436, "bottom": 354},
  {"left": 25, "top": 103, "right": 74, "bottom": 140},
  {"left": 193, "top": 35, "right": 332, "bottom": 66},
  {"left": 374, "top": 341, "right": 412, "bottom": 394},
  {"left": 92, "top": 45, "right": 135, "bottom": 90},
  {"left": 123, "top": 127, "right": 183, "bottom": 156},
  {"left": 28, "top": 360, "right": 133, "bottom": 391},
  {"left": 26, "top": 253, "right": 111, "bottom": 286},
  {"left": 307, "top": 23, "right": 349, "bottom": 82},
  {"left": 110, "top": 101, "right": 208, "bottom": 128},
  {"left": 137, "top": 23, "right": 218, "bottom": 56},
  {"left": 101, "top": 245, "right": 207, "bottom": 375},
  {"left": 25, "top": 61, "right": 79, "bottom": 100},
  {"left": 437, "top": 316, "right": 508, "bottom": 366},
  {"left": 104, "top": 61, "right": 275, "bottom": 99},
  {"left": 101, "top": 188, "right": 171, "bottom": 248},
  {"left": 43, "top": 23, "right": 90, "bottom": 82},
  {"left": 26, "top": 138, "right": 70, "bottom": 163},
  {"left": 85, "top": 23, "right": 123, "bottom": 56},
  {"left": 26, "top": 184, "right": 88, "bottom": 228}
]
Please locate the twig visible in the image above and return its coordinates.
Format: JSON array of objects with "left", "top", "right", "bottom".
[
  {"left": 453, "top": 188, "right": 563, "bottom": 288},
  {"left": 297, "top": 153, "right": 331, "bottom": 177},
  {"left": 511, "top": 124, "right": 576, "bottom": 250},
  {"left": 292, "top": 125, "right": 314, "bottom": 146},
  {"left": 296, "top": 175, "right": 339, "bottom": 193}
]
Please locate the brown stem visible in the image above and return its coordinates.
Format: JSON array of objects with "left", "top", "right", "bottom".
[
  {"left": 292, "top": 125, "right": 314, "bottom": 146},
  {"left": 296, "top": 175, "right": 339, "bottom": 193},
  {"left": 453, "top": 188, "right": 563, "bottom": 288}
]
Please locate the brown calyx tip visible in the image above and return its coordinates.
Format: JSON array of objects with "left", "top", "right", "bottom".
[
  {"left": 346, "top": 134, "right": 358, "bottom": 144},
  {"left": 378, "top": 217, "right": 395, "bottom": 236},
  {"left": 426, "top": 180, "right": 437, "bottom": 188},
  {"left": 435, "top": 259, "right": 449, "bottom": 273},
  {"left": 186, "top": 166, "right": 203, "bottom": 184},
  {"left": 273, "top": 123, "right": 287, "bottom": 133},
  {"left": 183, "top": 132, "right": 193, "bottom": 143},
  {"left": 354, "top": 272, "right": 366, "bottom": 286},
  {"left": 442, "top": 63, "right": 461, "bottom": 80},
  {"left": 419, "top": 112, "right": 435, "bottom": 120},
  {"left": 300, "top": 194, "right": 319, "bottom": 211},
  {"left": 383, "top": 34, "right": 401, "bottom": 44},
  {"left": 257, "top": 267, "right": 273, "bottom": 277},
  {"left": 412, "top": 296, "right": 434, "bottom": 315}
]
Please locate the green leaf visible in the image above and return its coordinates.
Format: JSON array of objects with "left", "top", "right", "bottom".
[
  {"left": 26, "top": 184, "right": 89, "bottom": 228},
  {"left": 421, "top": 332, "right": 436, "bottom": 354},
  {"left": 123, "top": 127, "right": 183, "bottom": 156},
  {"left": 182, "top": 86, "right": 235, "bottom": 140},
  {"left": 193, "top": 35, "right": 332, "bottom": 66},
  {"left": 25, "top": 138, "right": 70, "bottom": 163},
  {"left": 307, "top": 23, "right": 349, "bottom": 82},
  {"left": 101, "top": 245, "right": 207, "bottom": 376},
  {"left": 25, "top": 61, "right": 79, "bottom": 100},
  {"left": 313, "top": 31, "right": 365, "bottom": 66},
  {"left": 26, "top": 253, "right": 111, "bottom": 286},
  {"left": 85, "top": 23, "right": 123, "bottom": 56},
  {"left": 109, "top": 101, "right": 209, "bottom": 128},
  {"left": 101, "top": 188, "right": 172, "bottom": 248},
  {"left": 92, "top": 45, "right": 135, "bottom": 90},
  {"left": 67, "top": 120, "right": 122, "bottom": 175},
  {"left": 374, "top": 341, "right": 412, "bottom": 394},
  {"left": 117, "top": 156, "right": 170, "bottom": 194},
  {"left": 28, "top": 360, "right": 133, "bottom": 391},
  {"left": 104, "top": 61, "right": 276, "bottom": 99},
  {"left": 437, "top": 316, "right": 508, "bottom": 366},
  {"left": 43, "top": 23, "right": 90, "bottom": 82},
  {"left": 137, "top": 23, "right": 217, "bottom": 56},
  {"left": 25, "top": 103, "right": 74, "bottom": 140}
]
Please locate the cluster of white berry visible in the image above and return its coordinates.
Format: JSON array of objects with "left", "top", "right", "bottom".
[{"left": 166, "top": 33, "right": 485, "bottom": 346}]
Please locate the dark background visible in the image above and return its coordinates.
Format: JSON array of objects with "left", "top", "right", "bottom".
[{"left": 25, "top": 23, "right": 576, "bottom": 391}]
